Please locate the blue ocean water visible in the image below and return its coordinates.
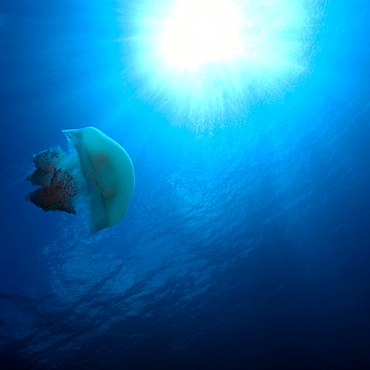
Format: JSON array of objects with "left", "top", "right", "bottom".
[{"left": 1, "top": 0, "right": 370, "bottom": 369}]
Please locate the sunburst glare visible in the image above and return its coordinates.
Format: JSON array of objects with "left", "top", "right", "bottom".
[{"left": 119, "top": 0, "right": 316, "bottom": 131}]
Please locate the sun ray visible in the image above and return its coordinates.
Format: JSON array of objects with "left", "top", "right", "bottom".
[{"left": 118, "top": 0, "right": 318, "bottom": 131}]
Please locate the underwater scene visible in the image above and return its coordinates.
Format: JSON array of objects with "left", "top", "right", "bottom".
[{"left": 1, "top": 0, "right": 370, "bottom": 369}]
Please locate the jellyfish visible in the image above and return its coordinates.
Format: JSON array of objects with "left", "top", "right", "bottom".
[{"left": 26, "top": 127, "right": 135, "bottom": 233}]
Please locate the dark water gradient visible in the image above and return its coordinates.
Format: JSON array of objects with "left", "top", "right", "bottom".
[{"left": 1, "top": 0, "right": 370, "bottom": 369}]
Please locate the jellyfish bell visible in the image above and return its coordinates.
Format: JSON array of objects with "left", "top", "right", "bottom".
[
  {"left": 63, "top": 127, "right": 135, "bottom": 233},
  {"left": 26, "top": 127, "right": 135, "bottom": 234}
]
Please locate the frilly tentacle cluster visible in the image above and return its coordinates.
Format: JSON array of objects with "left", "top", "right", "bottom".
[{"left": 26, "top": 147, "right": 79, "bottom": 214}]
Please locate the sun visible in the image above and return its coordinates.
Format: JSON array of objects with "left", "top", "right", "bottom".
[
  {"left": 161, "top": 0, "right": 244, "bottom": 69},
  {"left": 119, "top": 0, "right": 316, "bottom": 131}
]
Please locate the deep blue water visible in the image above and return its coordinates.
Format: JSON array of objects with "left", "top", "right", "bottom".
[{"left": 1, "top": 0, "right": 370, "bottom": 369}]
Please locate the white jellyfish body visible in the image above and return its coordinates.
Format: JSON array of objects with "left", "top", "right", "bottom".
[{"left": 26, "top": 127, "right": 135, "bottom": 233}]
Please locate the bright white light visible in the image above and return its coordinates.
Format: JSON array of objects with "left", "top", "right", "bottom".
[
  {"left": 122, "top": 0, "right": 318, "bottom": 131},
  {"left": 161, "top": 0, "right": 244, "bottom": 68}
]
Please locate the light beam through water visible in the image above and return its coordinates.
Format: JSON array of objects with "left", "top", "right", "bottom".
[{"left": 119, "top": 0, "right": 318, "bottom": 131}]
